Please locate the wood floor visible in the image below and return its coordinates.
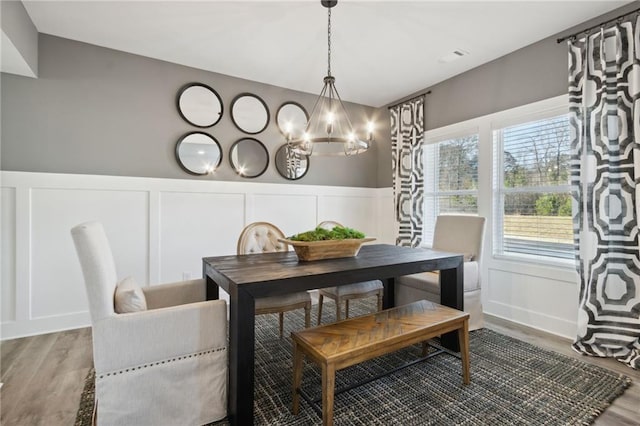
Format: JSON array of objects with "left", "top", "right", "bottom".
[{"left": 1, "top": 316, "right": 639, "bottom": 426}]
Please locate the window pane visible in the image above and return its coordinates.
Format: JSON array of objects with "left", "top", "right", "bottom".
[
  {"left": 494, "top": 114, "right": 573, "bottom": 261},
  {"left": 437, "top": 136, "right": 479, "bottom": 191},
  {"left": 437, "top": 195, "right": 478, "bottom": 214},
  {"left": 424, "top": 134, "right": 479, "bottom": 245},
  {"left": 502, "top": 116, "right": 571, "bottom": 188},
  {"left": 502, "top": 192, "right": 573, "bottom": 259}
]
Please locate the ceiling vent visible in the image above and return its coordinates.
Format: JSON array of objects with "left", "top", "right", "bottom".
[{"left": 438, "top": 49, "right": 470, "bottom": 64}]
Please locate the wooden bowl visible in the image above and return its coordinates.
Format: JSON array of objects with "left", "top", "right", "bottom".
[{"left": 278, "top": 237, "right": 376, "bottom": 261}]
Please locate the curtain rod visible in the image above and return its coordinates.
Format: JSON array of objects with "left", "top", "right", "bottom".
[
  {"left": 557, "top": 7, "right": 640, "bottom": 43},
  {"left": 387, "top": 90, "right": 431, "bottom": 109}
]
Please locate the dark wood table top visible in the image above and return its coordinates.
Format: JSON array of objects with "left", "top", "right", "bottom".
[{"left": 203, "top": 244, "right": 463, "bottom": 298}]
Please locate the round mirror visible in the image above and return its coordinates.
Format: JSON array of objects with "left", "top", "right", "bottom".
[
  {"left": 276, "top": 102, "right": 309, "bottom": 139},
  {"left": 177, "top": 83, "right": 223, "bottom": 128},
  {"left": 231, "top": 93, "right": 269, "bottom": 134},
  {"left": 175, "top": 132, "right": 222, "bottom": 175},
  {"left": 229, "top": 138, "right": 269, "bottom": 178},
  {"left": 275, "top": 144, "right": 309, "bottom": 180}
]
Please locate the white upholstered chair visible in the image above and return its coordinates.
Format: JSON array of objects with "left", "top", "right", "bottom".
[
  {"left": 315, "top": 221, "right": 383, "bottom": 325},
  {"left": 71, "top": 221, "right": 227, "bottom": 426},
  {"left": 237, "top": 222, "right": 311, "bottom": 337},
  {"left": 396, "top": 215, "right": 486, "bottom": 330}
]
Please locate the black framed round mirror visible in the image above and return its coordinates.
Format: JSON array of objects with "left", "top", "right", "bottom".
[
  {"left": 231, "top": 93, "right": 270, "bottom": 134},
  {"left": 229, "top": 138, "right": 269, "bottom": 178},
  {"left": 175, "top": 132, "right": 223, "bottom": 175},
  {"left": 275, "top": 144, "right": 310, "bottom": 180},
  {"left": 177, "top": 83, "right": 223, "bottom": 128},
  {"left": 276, "top": 102, "right": 309, "bottom": 140}
]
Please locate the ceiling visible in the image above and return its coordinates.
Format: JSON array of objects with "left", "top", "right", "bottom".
[{"left": 21, "top": 0, "right": 630, "bottom": 107}]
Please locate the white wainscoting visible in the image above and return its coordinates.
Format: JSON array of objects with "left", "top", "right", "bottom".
[
  {"left": 484, "top": 259, "right": 579, "bottom": 339},
  {"left": 0, "top": 171, "right": 393, "bottom": 339},
  {"left": 1, "top": 175, "right": 580, "bottom": 340}
]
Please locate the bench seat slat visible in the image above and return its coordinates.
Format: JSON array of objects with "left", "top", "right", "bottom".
[{"left": 294, "top": 300, "right": 468, "bottom": 366}]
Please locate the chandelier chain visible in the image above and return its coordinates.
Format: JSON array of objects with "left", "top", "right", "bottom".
[{"left": 327, "top": 7, "right": 332, "bottom": 76}]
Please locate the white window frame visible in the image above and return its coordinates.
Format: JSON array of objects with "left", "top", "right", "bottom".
[
  {"left": 423, "top": 94, "right": 573, "bottom": 269},
  {"left": 491, "top": 108, "right": 572, "bottom": 264}
]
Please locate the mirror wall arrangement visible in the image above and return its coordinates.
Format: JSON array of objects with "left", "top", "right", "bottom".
[
  {"left": 275, "top": 144, "right": 310, "bottom": 180},
  {"left": 231, "top": 93, "right": 270, "bottom": 134},
  {"left": 175, "top": 81, "right": 311, "bottom": 181},
  {"left": 276, "top": 102, "right": 309, "bottom": 140},
  {"left": 177, "top": 83, "right": 223, "bottom": 128},
  {"left": 229, "top": 138, "right": 269, "bottom": 178},
  {"left": 175, "top": 132, "right": 223, "bottom": 175}
]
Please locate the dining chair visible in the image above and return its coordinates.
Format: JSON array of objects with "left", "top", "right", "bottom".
[
  {"left": 71, "top": 221, "right": 228, "bottom": 426},
  {"left": 396, "top": 214, "right": 487, "bottom": 330},
  {"left": 237, "top": 222, "right": 311, "bottom": 337},
  {"left": 315, "top": 220, "right": 383, "bottom": 325}
]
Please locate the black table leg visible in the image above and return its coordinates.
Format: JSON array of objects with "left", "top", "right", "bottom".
[
  {"left": 203, "top": 264, "right": 219, "bottom": 300},
  {"left": 228, "top": 286, "right": 255, "bottom": 426},
  {"left": 382, "top": 277, "right": 395, "bottom": 309},
  {"left": 439, "top": 259, "right": 464, "bottom": 352}
]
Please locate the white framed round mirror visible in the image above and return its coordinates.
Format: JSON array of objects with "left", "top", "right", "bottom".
[
  {"left": 275, "top": 144, "right": 309, "bottom": 180},
  {"left": 231, "top": 93, "right": 269, "bottom": 134},
  {"left": 175, "top": 132, "right": 222, "bottom": 175},
  {"left": 177, "top": 83, "right": 223, "bottom": 128},
  {"left": 229, "top": 138, "right": 269, "bottom": 178},
  {"left": 276, "top": 102, "right": 309, "bottom": 139}
]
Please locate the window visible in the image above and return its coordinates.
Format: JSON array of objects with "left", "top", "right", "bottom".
[
  {"left": 493, "top": 114, "right": 572, "bottom": 260},
  {"left": 423, "top": 134, "right": 479, "bottom": 245}
]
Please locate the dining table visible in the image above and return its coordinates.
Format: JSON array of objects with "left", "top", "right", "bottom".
[{"left": 202, "top": 243, "right": 463, "bottom": 426}]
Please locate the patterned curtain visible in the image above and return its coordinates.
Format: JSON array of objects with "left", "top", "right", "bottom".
[
  {"left": 569, "top": 17, "right": 640, "bottom": 369},
  {"left": 390, "top": 96, "right": 424, "bottom": 247}
]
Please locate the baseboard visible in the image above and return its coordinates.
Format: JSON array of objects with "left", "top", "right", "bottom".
[{"left": 484, "top": 312, "right": 574, "bottom": 341}]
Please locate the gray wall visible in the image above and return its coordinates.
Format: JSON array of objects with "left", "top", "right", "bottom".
[
  {"left": 376, "top": 1, "right": 640, "bottom": 188},
  {"left": 0, "top": 0, "right": 38, "bottom": 77},
  {"left": 1, "top": 34, "right": 380, "bottom": 187}
]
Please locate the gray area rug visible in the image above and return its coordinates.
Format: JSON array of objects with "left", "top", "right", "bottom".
[{"left": 76, "top": 300, "right": 631, "bottom": 425}]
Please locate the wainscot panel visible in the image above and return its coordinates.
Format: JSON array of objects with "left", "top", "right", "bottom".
[
  {"left": 1, "top": 188, "right": 17, "bottom": 323},
  {"left": 159, "top": 192, "right": 245, "bottom": 284},
  {"left": 484, "top": 265, "right": 579, "bottom": 338}
]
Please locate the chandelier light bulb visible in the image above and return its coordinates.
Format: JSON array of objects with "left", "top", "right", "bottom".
[
  {"left": 326, "top": 111, "right": 334, "bottom": 123},
  {"left": 367, "top": 121, "right": 375, "bottom": 140}
]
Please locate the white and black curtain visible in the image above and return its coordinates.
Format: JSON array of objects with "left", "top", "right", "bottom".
[
  {"left": 390, "top": 96, "right": 424, "bottom": 247},
  {"left": 569, "top": 17, "right": 640, "bottom": 369}
]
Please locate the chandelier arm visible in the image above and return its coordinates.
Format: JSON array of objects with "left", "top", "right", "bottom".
[
  {"left": 330, "top": 83, "right": 358, "bottom": 134},
  {"left": 302, "top": 82, "right": 330, "bottom": 134}
]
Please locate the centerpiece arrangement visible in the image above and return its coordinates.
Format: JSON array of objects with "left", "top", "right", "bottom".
[{"left": 278, "top": 225, "right": 375, "bottom": 261}]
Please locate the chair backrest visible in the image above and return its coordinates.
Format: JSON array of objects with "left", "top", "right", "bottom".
[
  {"left": 237, "top": 222, "right": 287, "bottom": 255},
  {"left": 317, "top": 220, "right": 343, "bottom": 230},
  {"left": 71, "top": 221, "right": 118, "bottom": 323},
  {"left": 432, "top": 215, "right": 486, "bottom": 263}
]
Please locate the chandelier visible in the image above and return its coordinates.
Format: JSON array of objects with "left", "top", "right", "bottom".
[{"left": 288, "top": 0, "right": 372, "bottom": 156}]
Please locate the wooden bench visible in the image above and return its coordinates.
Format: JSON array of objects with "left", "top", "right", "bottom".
[{"left": 291, "top": 300, "right": 470, "bottom": 426}]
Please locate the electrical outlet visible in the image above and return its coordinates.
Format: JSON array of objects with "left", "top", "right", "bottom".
[{"left": 182, "top": 272, "right": 191, "bottom": 280}]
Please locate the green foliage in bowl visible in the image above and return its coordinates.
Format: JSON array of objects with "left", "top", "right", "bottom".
[{"left": 289, "top": 226, "right": 365, "bottom": 242}]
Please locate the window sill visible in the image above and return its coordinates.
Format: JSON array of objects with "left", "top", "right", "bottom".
[
  {"left": 492, "top": 252, "right": 574, "bottom": 269},
  {"left": 489, "top": 252, "right": 577, "bottom": 283}
]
